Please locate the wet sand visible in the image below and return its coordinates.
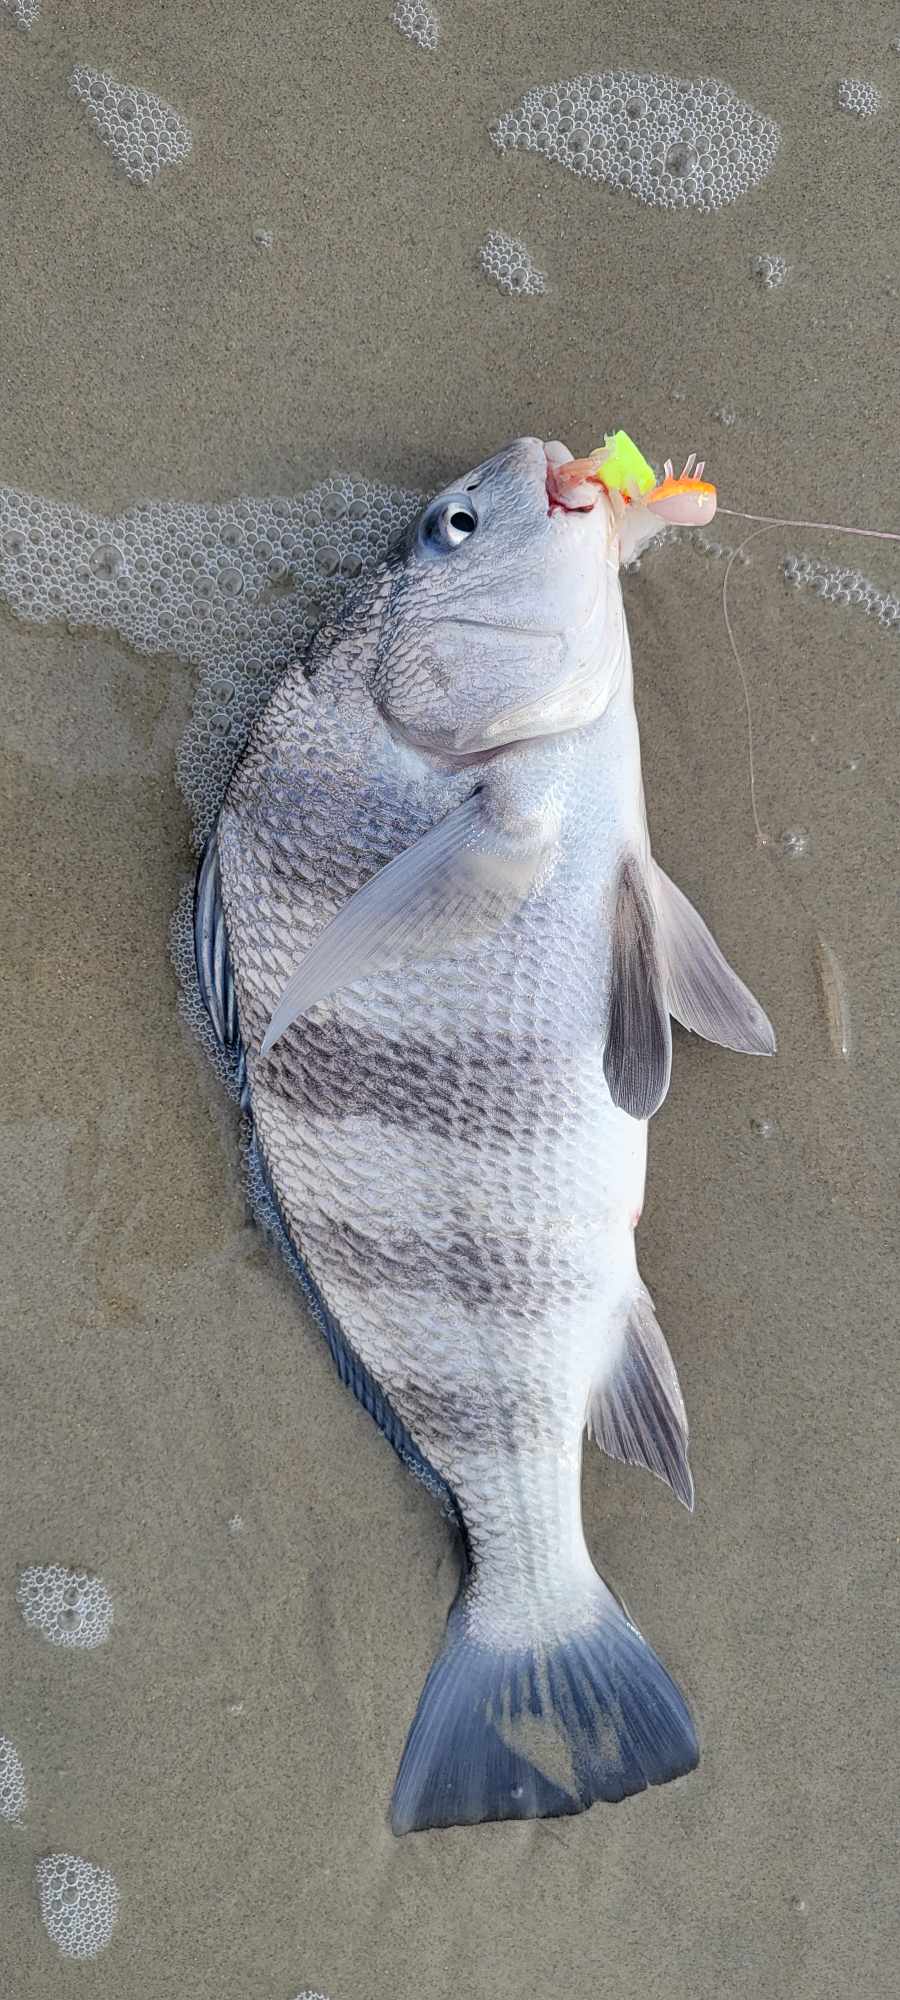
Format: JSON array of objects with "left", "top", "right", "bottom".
[{"left": 1, "top": 4, "right": 898, "bottom": 1995}]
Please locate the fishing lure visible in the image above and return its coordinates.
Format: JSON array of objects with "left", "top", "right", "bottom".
[{"left": 547, "top": 429, "right": 719, "bottom": 540}]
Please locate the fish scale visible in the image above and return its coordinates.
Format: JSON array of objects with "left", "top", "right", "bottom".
[{"left": 204, "top": 436, "right": 774, "bottom": 1830}]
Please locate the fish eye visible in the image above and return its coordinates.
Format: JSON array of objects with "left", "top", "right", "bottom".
[{"left": 419, "top": 495, "right": 479, "bottom": 553}]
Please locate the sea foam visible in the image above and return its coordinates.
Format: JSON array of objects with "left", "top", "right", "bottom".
[
  {"left": 36, "top": 1854, "right": 119, "bottom": 1960},
  {"left": 492, "top": 70, "right": 779, "bottom": 211}
]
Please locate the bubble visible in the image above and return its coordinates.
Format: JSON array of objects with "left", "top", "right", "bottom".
[
  {"left": 490, "top": 68, "right": 779, "bottom": 213},
  {"left": 479, "top": 229, "right": 547, "bottom": 298},
  {"left": 91, "top": 543, "right": 125, "bottom": 581},
  {"left": 392, "top": 1, "right": 438, "bottom": 49},
  {"left": 784, "top": 549, "right": 900, "bottom": 631},
  {"left": 227, "top": 1513, "right": 243, "bottom": 1533},
  {"left": 750, "top": 1116, "right": 778, "bottom": 1139},
  {"left": 69, "top": 66, "right": 193, "bottom": 186},
  {"left": 752, "top": 250, "right": 789, "bottom": 290},
  {"left": 835, "top": 78, "right": 880, "bottom": 117},
  {"left": 17, "top": 1564, "right": 112, "bottom": 1649},
  {"left": 714, "top": 403, "right": 736, "bottom": 426},
  {"left": 666, "top": 140, "right": 698, "bottom": 178},
  {"left": 1, "top": 0, "right": 39, "bottom": 27},
  {"left": 0, "top": 1735, "right": 26, "bottom": 1822},
  {"left": 252, "top": 228, "right": 273, "bottom": 249},
  {"left": 36, "top": 1854, "right": 119, "bottom": 1960},
  {"left": 778, "top": 827, "right": 810, "bottom": 860}
]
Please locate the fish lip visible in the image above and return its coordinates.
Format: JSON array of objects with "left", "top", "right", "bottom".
[
  {"left": 543, "top": 440, "right": 574, "bottom": 470},
  {"left": 542, "top": 439, "right": 604, "bottom": 516}
]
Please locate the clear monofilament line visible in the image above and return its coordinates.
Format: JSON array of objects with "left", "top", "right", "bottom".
[
  {"left": 716, "top": 506, "right": 900, "bottom": 848},
  {"left": 718, "top": 506, "right": 900, "bottom": 545}
]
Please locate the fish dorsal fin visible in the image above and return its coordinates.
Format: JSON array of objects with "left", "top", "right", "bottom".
[
  {"left": 588, "top": 1289, "right": 693, "bottom": 1510},
  {"left": 193, "top": 832, "right": 249, "bottom": 1106},
  {"left": 261, "top": 789, "right": 556, "bottom": 1058},
  {"left": 604, "top": 854, "right": 672, "bottom": 1120},
  {"left": 194, "top": 832, "right": 239, "bottom": 1052},
  {"left": 653, "top": 865, "right": 776, "bottom": 1057}
]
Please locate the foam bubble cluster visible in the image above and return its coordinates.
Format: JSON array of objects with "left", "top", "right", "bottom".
[
  {"left": 622, "top": 521, "right": 750, "bottom": 577},
  {"left": 36, "top": 1854, "right": 119, "bottom": 1960},
  {"left": 835, "top": 78, "right": 880, "bottom": 117},
  {"left": 0, "top": 1736, "right": 26, "bottom": 1823},
  {"left": 17, "top": 1564, "right": 113, "bottom": 1650},
  {"left": 69, "top": 66, "right": 193, "bottom": 185},
  {"left": 2, "top": 0, "right": 39, "bottom": 28},
  {"left": 491, "top": 70, "right": 779, "bottom": 211},
  {"left": 784, "top": 552, "right": 900, "bottom": 627},
  {"left": 480, "top": 230, "right": 546, "bottom": 296},
  {"left": 752, "top": 251, "right": 789, "bottom": 290},
  {"left": 0, "top": 475, "right": 421, "bottom": 846},
  {"left": 392, "top": 2, "right": 438, "bottom": 49}
]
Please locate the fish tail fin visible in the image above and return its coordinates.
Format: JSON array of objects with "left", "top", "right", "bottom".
[{"left": 390, "top": 1576, "right": 697, "bottom": 1834}]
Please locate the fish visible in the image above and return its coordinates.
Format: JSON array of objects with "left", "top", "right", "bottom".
[{"left": 193, "top": 435, "right": 776, "bottom": 1833}]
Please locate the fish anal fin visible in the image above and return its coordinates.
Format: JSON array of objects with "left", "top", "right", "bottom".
[
  {"left": 603, "top": 854, "right": 672, "bottom": 1120},
  {"left": 261, "top": 788, "right": 557, "bottom": 1058},
  {"left": 653, "top": 864, "right": 776, "bottom": 1056},
  {"left": 588, "top": 1290, "right": 694, "bottom": 1510}
]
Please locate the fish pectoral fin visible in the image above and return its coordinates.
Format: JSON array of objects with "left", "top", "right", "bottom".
[
  {"left": 588, "top": 1289, "right": 693, "bottom": 1510},
  {"left": 603, "top": 853, "right": 672, "bottom": 1119},
  {"left": 653, "top": 864, "right": 776, "bottom": 1056},
  {"left": 260, "top": 789, "right": 555, "bottom": 1058}
]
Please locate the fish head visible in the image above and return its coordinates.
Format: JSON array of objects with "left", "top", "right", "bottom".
[{"left": 372, "top": 437, "right": 628, "bottom": 757}]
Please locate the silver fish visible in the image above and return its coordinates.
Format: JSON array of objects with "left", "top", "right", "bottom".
[{"left": 193, "top": 437, "right": 775, "bottom": 1832}]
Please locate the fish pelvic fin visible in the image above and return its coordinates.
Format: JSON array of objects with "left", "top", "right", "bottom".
[
  {"left": 390, "top": 1579, "right": 698, "bottom": 1834},
  {"left": 604, "top": 853, "right": 672, "bottom": 1120},
  {"left": 589, "top": 1289, "right": 694, "bottom": 1510},
  {"left": 653, "top": 864, "right": 776, "bottom": 1057}
]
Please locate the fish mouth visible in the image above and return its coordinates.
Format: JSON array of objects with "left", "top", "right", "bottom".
[{"left": 543, "top": 440, "right": 607, "bottom": 515}]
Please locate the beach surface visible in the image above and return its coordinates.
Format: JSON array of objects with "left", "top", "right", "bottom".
[{"left": 1, "top": 4, "right": 897, "bottom": 1995}]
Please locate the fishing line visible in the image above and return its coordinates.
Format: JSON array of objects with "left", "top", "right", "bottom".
[{"left": 713, "top": 505, "right": 900, "bottom": 847}]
